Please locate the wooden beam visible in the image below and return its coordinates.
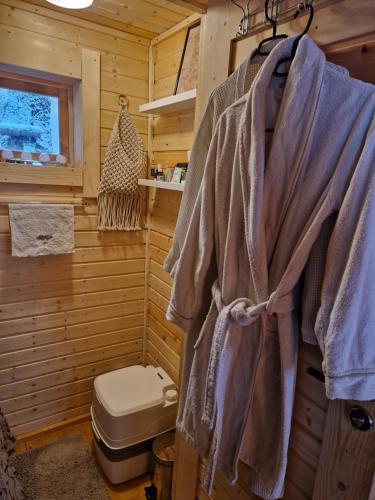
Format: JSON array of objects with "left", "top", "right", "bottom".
[
  {"left": 167, "top": 0, "right": 207, "bottom": 13},
  {"left": 81, "top": 48, "right": 101, "bottom": 198},
  {"left": 172, "top": 431, "right": 199, "bottom": 500},
  {"left": 0, "top": 164, "right": 83, "bottom": 187},
  {"left": 142, "top": 42, "right": 155, "bottom": 365},
  {"left": 151, "top": 13, "right": 201, "bottom": 46}
]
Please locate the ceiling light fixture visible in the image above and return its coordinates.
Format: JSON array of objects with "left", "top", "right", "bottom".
[{"left": 46, "top": 0, "right": 94, "bottom": 9}]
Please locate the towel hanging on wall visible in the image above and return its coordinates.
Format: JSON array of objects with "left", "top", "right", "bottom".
[
  {"left": 97, "top": 96, "right": 147, "bottom": 231},
  {"left": 9, "top": 204, "right": 74, "bottom": 257}
]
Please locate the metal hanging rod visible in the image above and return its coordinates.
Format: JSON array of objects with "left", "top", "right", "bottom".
[
  {"left": 252, "top": 0, "right": 315, "bottom": 34},
  {"left": 230, "top": 0, "right": 319, "bottom": 40},
  {"left": 0, "top": 199, "right": 89, "bottom": 206},
  {"left": 246, "top": 0, "right": 315, "bottom": 17}
]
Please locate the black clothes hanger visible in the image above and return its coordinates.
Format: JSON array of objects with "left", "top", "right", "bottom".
[
  {"left": 273, "top": 2, "right": 314, "bottom": 77},
  {"left": 254, "top": 0, "right": 288, "bottom": 58}
]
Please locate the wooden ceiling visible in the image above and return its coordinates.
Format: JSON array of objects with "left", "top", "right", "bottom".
[
  {"left": 28, "top": 0, "right": 203, "bottom": 38},
  {"left": 85, "top": 0, "right": 194, "bottom": 35}
]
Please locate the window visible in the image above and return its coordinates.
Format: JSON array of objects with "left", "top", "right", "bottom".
[
  {"left": 0, "top": 48, "right": 100, "bottom": 194},
  {"left": 0, "top": 71, "right": 72, "bottom": 164}
]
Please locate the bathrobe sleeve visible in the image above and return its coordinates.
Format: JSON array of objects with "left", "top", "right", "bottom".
[
  {"left": 315, "top": 124, "right": 375, "bottom": 400},
  {"left": 166, "top": 131, "right": 219, "bottom": 334},
  {"left": 300, "top": 214, "right": 336, "bottom": 345},
  {"left": 163, "top": 99, "right": 215, "bottom": 276}
]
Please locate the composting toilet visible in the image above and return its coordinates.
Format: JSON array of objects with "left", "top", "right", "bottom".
[{"left": 91, "top": 364, "right": 178, "bottom": 484}]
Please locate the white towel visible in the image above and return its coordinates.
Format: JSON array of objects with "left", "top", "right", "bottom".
[{"left": 9, "top": 204, "right": 74, "bottom": 257}]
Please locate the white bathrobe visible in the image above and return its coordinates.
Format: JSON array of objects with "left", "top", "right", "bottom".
[
  {"left": 165, "top": 36, "right": 348, "bottom": 434},
  {"left": 164, "top": 47, "right": 266, "bottom": 433},
  {"left": 167, "top": 36, "right": 375, "bottom": 498}
]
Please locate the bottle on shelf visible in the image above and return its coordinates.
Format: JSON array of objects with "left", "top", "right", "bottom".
[{"left": 156, "top": 164, "right": 165, "bottom": 181}]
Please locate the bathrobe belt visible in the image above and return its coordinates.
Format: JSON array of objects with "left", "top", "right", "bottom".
[
  {"left": 200, "top": 279, "right": 295, "bottom": 492},
  {"left": 202, "top": 279, "right": 295, "bottom": 427}
]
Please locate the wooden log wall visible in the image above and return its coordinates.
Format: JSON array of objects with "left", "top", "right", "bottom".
[
  {"left": 144, "top": 26, "right": 196, "bottom": 383},
  {"left": 0, "top": 0, "right": 149, "bottom": 435}
]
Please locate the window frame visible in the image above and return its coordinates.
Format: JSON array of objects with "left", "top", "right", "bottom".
[
  {"left": 0, "top": 69, "right": 73, "bottom": 164},
  {"left": 0, "top": 48, "right": 100, "bottom": 197}
]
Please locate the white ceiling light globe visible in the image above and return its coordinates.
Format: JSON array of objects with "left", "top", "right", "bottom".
[{"left": 46, "top": 0, "right": 94, "bottom": 8}]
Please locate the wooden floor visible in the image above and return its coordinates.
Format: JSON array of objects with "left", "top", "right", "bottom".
[{"left": 14, "top": 420, "right": 150, "bottom": 500}]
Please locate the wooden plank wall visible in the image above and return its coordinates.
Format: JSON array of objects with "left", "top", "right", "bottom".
[
  {"left": 144, "top": 27, "right": 196, "bottom": 383},
  {"left": 0, "top": 0, "right": 150, "bottom": 435}
]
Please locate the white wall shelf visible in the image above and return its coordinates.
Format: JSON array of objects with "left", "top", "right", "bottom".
[
  {"left": 138, "top": 179, "right": 184, "bottom": 191},
  {"left": 139, "top": 89, "right": 196, "bottom": 115}
]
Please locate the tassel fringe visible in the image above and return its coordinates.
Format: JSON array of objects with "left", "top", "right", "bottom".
[{"left": 97, "top": 192, "right": 142, "bottom": 231}]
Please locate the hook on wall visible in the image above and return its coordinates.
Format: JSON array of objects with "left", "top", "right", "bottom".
[
  {"left": 230, "top": 0, "right": 251, "bottom": 39},
  {"left": 118, "top": 94, "right": 129, "bottom": 108},
  {"left": 294, "top": 0, "right": 314, "bottom": 19}
]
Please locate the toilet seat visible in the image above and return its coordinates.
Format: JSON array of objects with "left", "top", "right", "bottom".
[{"left": 94, "top": 365, "right": 176, "bottom": 417}]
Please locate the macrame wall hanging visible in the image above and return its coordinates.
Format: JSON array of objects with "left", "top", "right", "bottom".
[{"left": 97, "top": 95, "right": 147, "bottom": 231}]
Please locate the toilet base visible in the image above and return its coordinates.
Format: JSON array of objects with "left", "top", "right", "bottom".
[{"left": 92, "top": 421, "right": 152, "bottom": 484}]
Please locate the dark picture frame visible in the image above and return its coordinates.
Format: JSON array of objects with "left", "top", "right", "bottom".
[{"left": 174, "top": 21, "right": 201, "bottom": 95}]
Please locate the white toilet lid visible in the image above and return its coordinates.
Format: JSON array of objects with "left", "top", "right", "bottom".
[{"left": 94, "top": 365, "right": 175, "bottom": 417}]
